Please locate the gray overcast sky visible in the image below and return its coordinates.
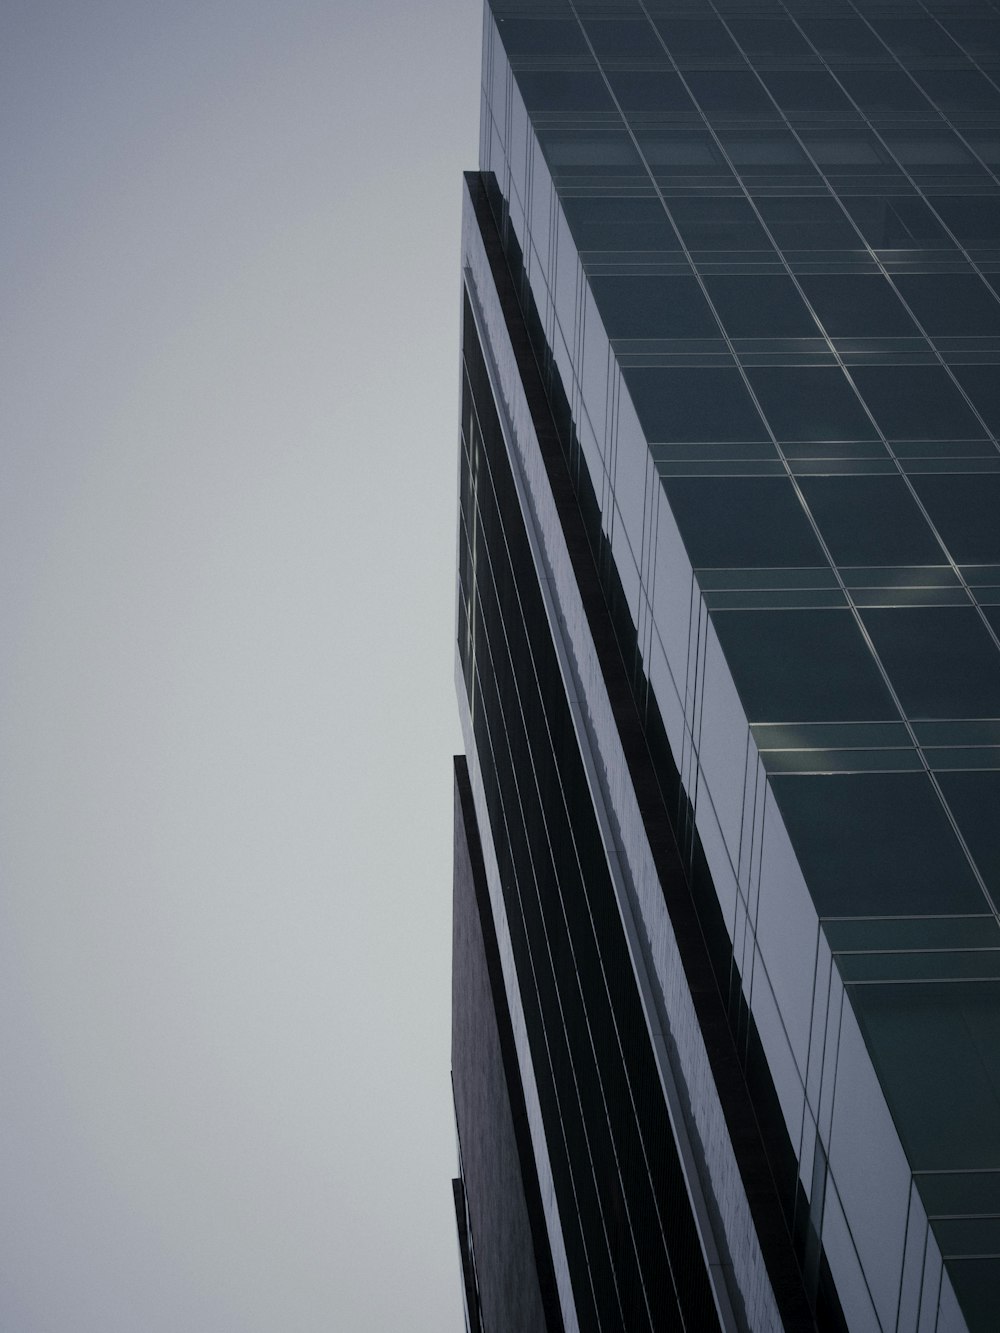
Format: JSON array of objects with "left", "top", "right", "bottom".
[{"left": 0, "top": 1, "right": 479, "bottom": 1327}]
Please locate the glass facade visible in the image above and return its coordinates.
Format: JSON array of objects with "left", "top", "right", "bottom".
[{"left": 451, "top": 2, "right": 1000, "bottom": 1331}]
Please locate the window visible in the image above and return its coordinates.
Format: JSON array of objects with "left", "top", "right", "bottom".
[
  {"left": 851, "top": 366, "right": 988, "bottom": 440},
  {"left": 910, "top": 474, "right": 1000, "bottom": 564},
  {"left": 771, "top": 772, "right": 985, "bottom": 915},
  {"left": 704, "top": 274, "right": 818, "bottom": 338},
  {"left": 798, "top": 476, "right": 944, "bottom": 566},
  {"left": 662, "top": 476, "right": 826, "bottom": 567},
  {"left": 624, "top": 366, "right": 768, "bottom": 441},
  {"left": 798, "top": 274, "right": 919, "bottom": 338},
  {"left": 589, "top": 275, "right": 718, "bottom": 339},
  {"left": 862, "top": 608, "right": 1000, "bottom": 719},
  {"left": 713, "top": 609, "right": 898, "bottom": 721}
]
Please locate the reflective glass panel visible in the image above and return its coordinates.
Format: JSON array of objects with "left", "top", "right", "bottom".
[
  {"left": 862, "top": 608, "right": 1000, "bottom": 719},
  {"left": 772, "top": 772, "right": 986, "bottom": 916},
  {"left": 799, "top": 475, "right": 944, "bottom": 566},
  {"left": 713, "top": 609, "right": 898, "bottom": 722}
]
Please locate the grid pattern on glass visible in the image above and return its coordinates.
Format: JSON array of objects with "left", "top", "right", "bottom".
[
  {"left": 457, "top": 290, "right": 722, "bottom": 1333},
  {"left": 475, "top": 2, "right": 1000, "bottom": 1330}
]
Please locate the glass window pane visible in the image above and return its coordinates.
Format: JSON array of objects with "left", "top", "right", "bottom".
[
  {"left": 910, "top": 475, "right": 1000, "bottom": 564},
  {"left": 669, "top": 196, "right": 772, "bottom": 250},
  {"left": 561, "top": 195, "right": 680, "bottom": 253},
  {"left": 798, "top": 274, "right": 919, "bottom": 338},
  {"left": 582, "top": 18, "right": 665, "bottom": 58},
  {"left": 796, "top": 16, "right": 891, "bottom": 59},
  {"left": 868, "top": 14, "right": 962, "bottom": 61},
  {"left": 930, "top": 196, "right": 1000, "bottom": 247},
  {"left": 589, "top": 275, "right": 718, "bottom": 339},
  {"left": 798, "top": 476, "right": 943, "bottom": 566},
  {"left": 894, "top": 274, "right": 1000, "bottom": 338},
  {"left": 852, "top": 981, "right": 1000, "bottom": 1171},
  {"left": 850, "top": 366, "right": 987, "bottom": 440},
  {"left": 625, "top": 366, "right": 768, "bottom": 442},
  {"left": 717, "top": 127, "right": 811, "bottom": 170},
  {"left": 515, "top": 70, "right": 618, "bottom": 118},
  {"left": 495, "top": 17, "right": 591, "bottom": 57},
  {"left": 951, "top": 366, "right": 1000, "bottom": 437},
  {"left": 537, "top": 128, "right": 643, "bottom": 173},
  {"left": 862, "top": 608, "right": 1000, "bottom": 719},
  {"left": 937, "top": 771, "right": 1000, "bottom": 902},
  {"left": 838, "top": 70, "right": 934, "bottom": 116},
  {"left": 941, "top": 16, "right": 1000, "bottom": 62},
  {"left": 686, "top": 71, "right": 778, "bottom": 119},
  {"left": 649, "top": 16, "right": 740, "bottom": 60},
  {"left": 713, "top": 609, "right": 898, "bottom": 722},
  {"left": 704, "top": 274, "right": 818, "bottom": 338},
  {"left": 747, "top": 366, "right": 878, "bottom": 442},
  {"left": 842, "top": 196, "right": 951, "bottom": 249},
  {"left": 662, "top": 476, "right": 826, "bottom": 568},
  {"left": 798, "top": 127, "right": 895, "bottom": 169},
  {"left": 726, "top": 16, "right": 813, "bottom": 58},
  {"left": 635, "top": 127, "right": 730, "bottom": 172},
  {"left": 760, "top": 70, "right": 857, "bottom": 116},
  {"left": 914, "top": 70, "right": 1000, "bottom": 116},
  {"left": 605, "top": 69, "right": 698, "bottom": 120},
  {"left": 881, "top": 128, "right": 979, "bottom": 171},
  {"left": 771, "top": 772, "right": 986, "bottom": 916},
  {"left": 756, "top": 195, "right": 862, "bottom": 250}
]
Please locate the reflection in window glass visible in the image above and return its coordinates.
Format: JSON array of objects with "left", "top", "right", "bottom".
[
  {"left": 561, "top": 195, "right": 680, "bottom": 254},
  {"left": 868, "top": 14, "right": 962, "bottom": 61},
  {"left": 862, "top": 608, "right": 1000, "bottom": 719},
  {"left": 796, "top": 16, "right": 891, "bottom": 59},
  {"left": 964, "top": 132, "right": 1000, "bottom": 169},
  {"left": 537, "top": 128, "right": 642, "bottom": 172},
  {"left": 636, "top": 127, "right": 728, "bottom": 169},
  {"left": 941, "top": 16, "right": 1000, "bottom": 61},
  {"left": 605, "top": 69, "right": 698, "bottom": 119},
  {"left": 726, "top": 16, "right": 813, "bottom": 58},
  {"left": 748, "top": 367, "right": 878, "bottom": 442},
  {"left": 937, "top": 771, "right": 1000, "bottom": 902},
  {"left": 713, "top": 609, "right": 898, "bottom": 722},
  {"left": 894, "top": 274, "right": 1000, "bottom": 338},
  {"left": 930, "top": 196, "right": 1000, "bottom": 246},
  {"left": 798, "top": 475, "right": 943, "bottom": 566},
  {"left": 495, "top": 17, "right": 591, "bottom": 57},
  {"left": 760, "top": 70, "right": 857, "bottom": 116},
  {"left": 669, "top": 196, "right": 772, "bottom": 250},
  {"left": 949, "top": 1257, "right": 1000, "bottom": 1333},
  {"left": 799, "top": 127, "right": 894, "bottom": 168},
  {"left": 624, "top": 366, "right": 767, "bottom": 442},
  {"left": 842, "top": 196, "right": 950, "bottom": 249},
  {"left": 756, "top": 196, "right": 862, "bottom": 251},
  {"left": 649, "top": 16, "right": 740, "bottom": 61},
  {"left": 910, "top": 475, "right": 1000, "bottom": 564},
  {"left": 662, "top": 476, "right": 826, "bottom": 568},
  {"left": 914, "top": 70, "right": 1000, "bottom": 116},
  {"left": 880, "top": 129, "right": 978, "bottom": 170},
  {"left": 852, "top": 980, "right": 1000, "bottom": 1170},
  {"left": 704, "top": 274, "right": 817, "bottom": 338},
  {"left": 798, "top": 274, "right": 918, "bottom": 338},
  {"left": 716, "top": 128, "right": 811, "bottom": 169},
  {"left": 951, "top": 366, "right": 1000, "bottom": 437},
  {"left": 589, "top": 275, "right": 717, "bottom": 339},
  {"left": 771, "top": 772, "right": 986, "bottom": 916},
  {"left": 852, "top": 366, "right": 988, "bottom": 440},
  {"left": 582, "top": 18, "right": 665, "bottom": 58},
  {"left": 838, "top": 70, "right": 933, "bottom": 115},
  {"left": 686, "top": 71, "right": 777, "bottom": 119},
  {"left": 515, "top": 70, "right": 617, "bottom": 117}
]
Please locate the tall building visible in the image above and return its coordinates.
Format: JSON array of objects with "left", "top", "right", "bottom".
[{"left": 450, "top": 2, "right": 1000, "bottom": 1330}]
